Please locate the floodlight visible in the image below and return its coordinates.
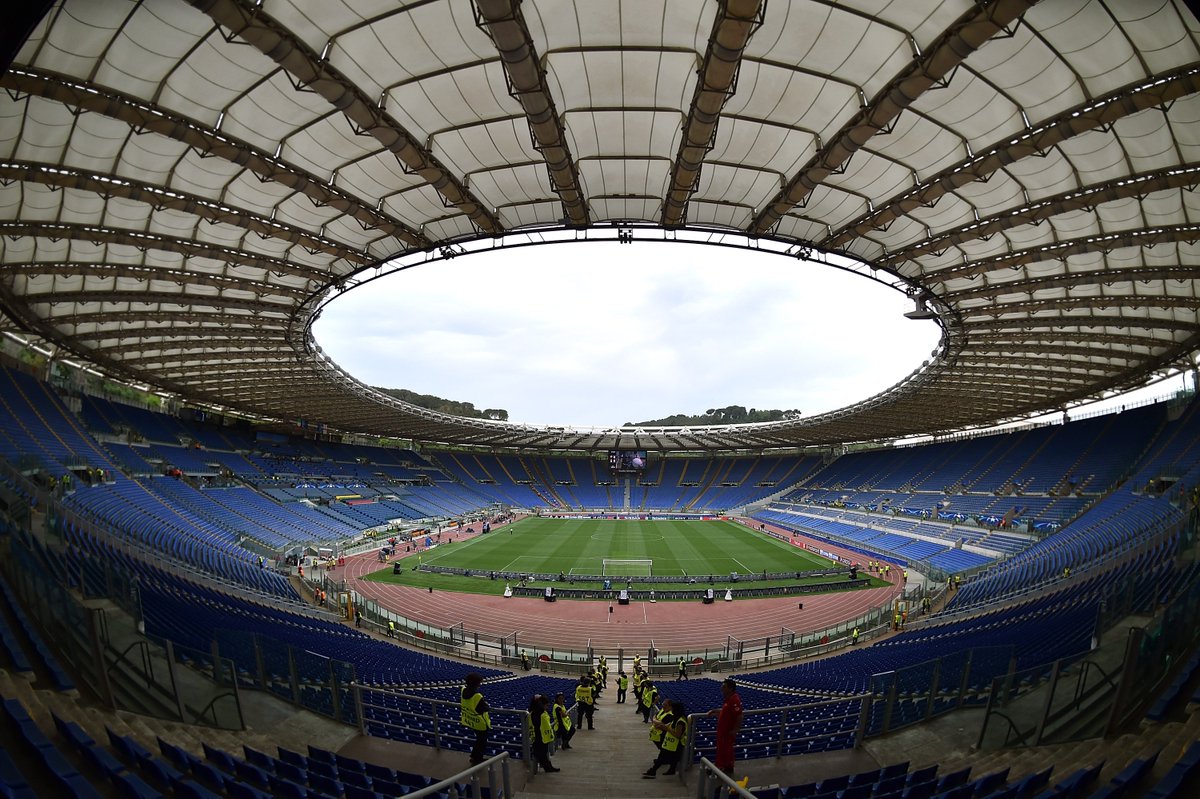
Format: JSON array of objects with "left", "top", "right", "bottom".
[{"left": 904, "top": 295, "right": 937, "bottom": 320}]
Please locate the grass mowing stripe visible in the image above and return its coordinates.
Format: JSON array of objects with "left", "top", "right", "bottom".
[{"left": 377, "top": 518, "right": 836, "bottom": 578}]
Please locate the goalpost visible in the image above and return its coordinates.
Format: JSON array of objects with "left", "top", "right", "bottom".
[{"left": 602, "top": 558, "right": 653, "bottom": 577}]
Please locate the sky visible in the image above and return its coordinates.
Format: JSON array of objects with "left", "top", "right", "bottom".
[{"left": 312, "top": 241, "right": 945, "bottom": 427}]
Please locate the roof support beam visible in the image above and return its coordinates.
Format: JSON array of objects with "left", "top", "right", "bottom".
[
  {"left": 25, "top": 295, "right": 290, "bottom": 323},
  {"left": 750, "top": 0, "right": 1037, "bottom": 235},
  {"left": 473, "top": 0, "right": 589, "bottom": 227},
  {"left": 957, "top": 295, "right": 1200, "bottom": 319},
  {"left": 51, "top": 310, "right": 291, "bottom": 330},
  {"left": 0, "top": 68, "right": 426, "bottom": 249},
  {"left": 0, "top": 280, "right": 201, "bottom": 395},
  {"left": 827, "top": 65, "right": 1200, "bottom": 248},
  {"left": 944, "top": 265, "right": 1200, "bottom": 301},
  {"left": 938, "top": 366, "right": 1130, "bottom": 386},
  {"left": 0, "top": 262, "right": 309, "bottom": 299},
  {"left": 185, "top": 0, "right": 500, "bottom": 234},
  {"left": 963, "top": 316, "right": 1200, "bottom": 336},
  {"left": 925, "top": 224, "right": 1200, "bottom": 284},
  {"left": 0, "top": 222, "right": 329, "bottom": 283},
  {"left": 953, "top": 354, "right": 1135, "bottom": 372},
  {"left": 966, "top": 330, "right": 1175, "bottom": 349},
  {"left": 23, "top": 290, "right": 295, "bottom": 316},
  {"left": 963, "top": 342, "right": 1148, "bottom": 362},
  {"left": 0, "top": 161, "right": 370, "bottom": 266},
  {"left": 881, "top": 163, "right": 1200, "bottom": 267},
  {"left": 116, "top": 350, "right": 295, "bottom": 368},
  {"left": 94, "top": 335, "right": 289, "bottom": 358},
  {"left": 661, "top": 0, "right": 764, "bottom": 227}
]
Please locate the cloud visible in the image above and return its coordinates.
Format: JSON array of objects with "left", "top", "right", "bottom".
[{"left": 313, "top": 242, "right": 941, "bottom": 425}]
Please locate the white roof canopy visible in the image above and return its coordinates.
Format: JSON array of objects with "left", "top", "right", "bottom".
[{"left": 1, "top": 0, "right": 1199, "bottom": 450}]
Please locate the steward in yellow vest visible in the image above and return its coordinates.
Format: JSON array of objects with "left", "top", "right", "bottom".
[
  {"left": 575, "top": 675, "right": 595, "bottom": 730},
  {"left": 639, "top": 680, "right": 658, "bottom": 723},
  {"left": 649, "top": 700, "right": 672, "bottom": 747},
  {"left": 461, "top": 673, "right": 490, "bottom": 765},
  {"left": 538, "top": 709, "right": 555, "bottom": 743},
  {"left": 554, "top": 693, "right": 575, "bottom": 750},
  {"left": 643, "top": 701, "right": 687, "bottom": 778},
  {"left": 528, "top": 695, "right": 559, "bottom": 773}
]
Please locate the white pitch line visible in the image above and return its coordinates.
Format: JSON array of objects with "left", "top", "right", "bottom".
[
  {"left": 498, "top": 557, "right": 525, "bottom": 573},
  {"left": 643, "top": 603, "right": 648, "bottom": 624}
]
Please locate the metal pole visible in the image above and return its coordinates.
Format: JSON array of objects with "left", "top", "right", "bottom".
[
  {"left": 925, "top": 659, "right": 941, "bottom": 722},
  {"left": 855, "top": 695, "right": 871, "bottom": 746},
  {"left": 353, "top": 683, "right": 366, "bottom": 735}
]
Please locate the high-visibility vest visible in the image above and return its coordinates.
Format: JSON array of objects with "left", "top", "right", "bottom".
[
  {"left": 641, "top": 684, "right": 657, "bottom": 707},
  {"left": 662, "top": 717, "right": 686, "bottom": 752},
  {"left": 575, "top": 683, "right": 594, "bottom": 704},
  {"left": 649, "top": 707, "right": 669, "bottom": 742},
  {"left": 461, "top": 689, "right": 490, "bottom": 731},
  {"left": 678, "top": 659, "right": 686, "bottom": 672},
  {"left": 538, "top": 711, "right": 555, "bottom": 744},
  {"left": 619, "top": 675, "right": 629, "bottom": 691},
  {"left": 556, "top": 704, "right": 572, "bottom": 732}
]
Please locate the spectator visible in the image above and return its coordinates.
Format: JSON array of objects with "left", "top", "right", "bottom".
[{"left": 706, "top": 678, "right": 743, "bottom": 781}]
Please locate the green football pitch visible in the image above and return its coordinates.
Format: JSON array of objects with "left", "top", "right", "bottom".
[{"left": 363, "top": 517, "right": 874, "bottom": 595}]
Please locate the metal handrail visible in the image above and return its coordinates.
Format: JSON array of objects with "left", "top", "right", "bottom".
[
  {"left": 694, "top": 757, "right": 756, "bottom": 798},
  {"left": 352, "top": 683, "right": 533, "bottom": 768},
  {"left": 400, "top": 751, "right": 513, "bottom": 798}
]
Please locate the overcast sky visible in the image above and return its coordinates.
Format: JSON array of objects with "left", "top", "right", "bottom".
[{"left": 313, "top": 241, "right": 946, "bottom": 427}]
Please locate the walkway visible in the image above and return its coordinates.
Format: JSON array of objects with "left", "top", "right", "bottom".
[{"left": 521, "top": 686, "right": 690, "bottom": 799}]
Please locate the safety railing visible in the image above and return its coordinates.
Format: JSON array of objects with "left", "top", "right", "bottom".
[
  {"left": 694, "top": 757, "right": 756, "bottom": 798},
  {"left": 400, "top": 752, "right": 515, "bottom": 799},
  {"left": 351, "top": 684, "right": 532, "bottom": 766}
]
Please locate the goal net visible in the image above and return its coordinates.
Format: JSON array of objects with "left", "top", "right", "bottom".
[{"left": 602, "top": 559, "right": 653, "bottom": 577}]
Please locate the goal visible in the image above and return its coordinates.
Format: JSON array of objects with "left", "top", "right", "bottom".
[{"left": 602, "top": 559, "right": 653, "bottom": 577}]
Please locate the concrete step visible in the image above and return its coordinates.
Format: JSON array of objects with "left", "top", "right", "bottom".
[{"left": 520, "top": 697, "right": 690, "bottom": 798}]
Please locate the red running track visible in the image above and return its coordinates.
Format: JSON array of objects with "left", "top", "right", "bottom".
[{"left": 335, "top": 528, "right": 901, "bottom": 652}]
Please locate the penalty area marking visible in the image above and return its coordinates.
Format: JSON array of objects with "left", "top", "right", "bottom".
[{"left": 498, "top": 555, "right": 543, "bottom": 573}]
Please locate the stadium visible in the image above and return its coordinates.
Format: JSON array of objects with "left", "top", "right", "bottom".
[{"left": 1, "top": 0, "right": 1199, "bottom": 798}]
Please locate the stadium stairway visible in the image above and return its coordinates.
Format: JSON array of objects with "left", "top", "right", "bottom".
[{"left": 514, "top": 680, "right": 691, "bottom": 798}]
